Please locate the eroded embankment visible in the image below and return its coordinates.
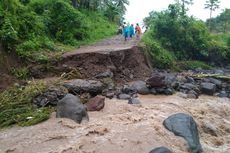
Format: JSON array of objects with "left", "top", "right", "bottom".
[{"left": 30, "top": 46, "right": 151, "bottom": 83}]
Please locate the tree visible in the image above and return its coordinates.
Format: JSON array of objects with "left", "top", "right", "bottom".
[
  {"left": 205, "top": 0, "right": 220, "bottom": 31},
  {"left": 174, "top": 0, "right": 193, "bottom": 16}
]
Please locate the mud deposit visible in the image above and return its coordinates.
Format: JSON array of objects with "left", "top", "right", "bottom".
[{"left": 0, "top": 95, "right": 229, "bottom": 153}]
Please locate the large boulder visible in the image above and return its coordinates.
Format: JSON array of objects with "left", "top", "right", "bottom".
[
  {"left": 163, "top": 113, "right": 203, "bottom": 153},
  {"left": 200, "top": 82, "right": 216, "bottom": 95},
  {"left": 63, "top": 79, "right": 104, "bottom": 95},
  {"left": 85, "top": 96, "right": 105, "bottom": 111},
  {"left": 149, "top": 147, "right": 172, "bottom": 153},
  {"left": 56, "top": 94, "right": 89, "bottom": 124},
  {"left": 130, "top": 80, "right": 150, "bottom": 95},
  {"left": 146, "top": 73, "right": 166, "bottom": 88},
  {"left": 33, "top": 86, "right": 68, "bottom": 107}
]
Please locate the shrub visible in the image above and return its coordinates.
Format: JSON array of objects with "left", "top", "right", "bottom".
[
  {"left": 177, "top": 60, "right": 213, "bottom": 70},
  {"left": 0, "top": 81, "right": 51, "bottom": 128},
  {"left": 141, "top": 31, "right": 175, "bottom": 69}
]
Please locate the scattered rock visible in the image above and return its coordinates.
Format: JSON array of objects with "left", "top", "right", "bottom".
[
  {"left": 187, "top": 90, "right": 199, "bottom": 99},
  {"left": 200, "top": 83, "right": 216, "bottom": 95},
  {"left": 128, "top": 98, "right": 141, "bottom": 104},
  {"left": 63, "top": 79, "right": 104, "bottom": 95},
  {"left": 146, "top": 73, "right": 166, "bottom": 88},
  {"left": 56, "top": 94, "right": 89, "bottom": 124},
  {"left": 217, "top": 91, "right": 229, "bottom": 98},
  {"left": 186, "top": 76, "right": 195, "bottom": 83},
  {"left": 149, "top": 147, "right": 172, "bottom": 153},
  {"left": 150, "top": 88, "right": 157, "bottom": 95},
  {"left": 209, "top": 78, "right": 222, "bottom": 88},
  {"left": 122, "top": 84, "right": 136, "bottom": 95},
  {"left": 33, "top": 86, "right": 68, "bottom": 107},
  {"left": 163, "top": 88, "right": 174, "bottom": 95},
  {"left": 85, "top": 96, "right": 105, "bottom": 111},
  {"left": 130, "top": 80, "right": 150, "bottom": 95},
  {"left": 95, "top": 70, "right": 113, "bottom": 79},
  {"left": 163, "top": 113, "right": 203, "bottom": 153},
  {"left": 118, "top": 94, "right": 131, "bottom": 100}
]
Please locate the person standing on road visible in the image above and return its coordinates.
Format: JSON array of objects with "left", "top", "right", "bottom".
[
  {"left": 135, "top": 23, "right": 142, "bottom": 39},
  {"left": 123, "top": 22, "right": 129, "bottom": 41},
  {"left": 129, "top": 24, "right": 135, "bottom": 38}
]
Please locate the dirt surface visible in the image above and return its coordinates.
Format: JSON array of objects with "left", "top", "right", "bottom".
[
  {"left": 31, "top": 35, "right": 151, "bottom": 83},
  {"left": 62, "top": 35, "right": 138, "bottom": 57},
  {"left": 0, "top": 94, "right": 229, "bottom": 153},
  {"left": 0, "top": 45, "right": 21, "bottom": 91}
]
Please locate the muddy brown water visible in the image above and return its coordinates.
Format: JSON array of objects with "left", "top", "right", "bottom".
[{"left": 0, "top": 95, "right": 230, "bottom": 153}]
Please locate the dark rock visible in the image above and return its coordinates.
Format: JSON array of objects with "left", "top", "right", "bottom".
[
  {"left": 217, "top": 91, "right": 229, "bottom": 98},
  {"left": 163, "top": 113, "right": 203, "bottom": 153},
  {"left": 63, "top": 79, "right": 104, "bottom": 95},
  {"left": 186, "top": 76, "right": 195, "bottom": 83},
  {"left": 130, "top": 81, "right": 150, "bottom": 95},
  {"left": 150, "top": 88, "right": 157, "bottom": 95},
  {"left": 118, "top": 94, "right": 131, "bottom": 100},
  {"left": 149, "top": 147, "right": 172, "bottom": 153},
  {"left": 209, "top": 78, "right": 222, "bottom": 88},
  {"left": 56, "top": 94, "right": 89, "bottom": 123},
  {"left": 171, "top": 81, "right": 180, "bottom": 90},
  {"left": 86, "top": 96, "right": 105, "bottom": 111},
  {"left": 146, "top": 73, "right": 166, "bottom": 88},
  {"left": 164, "top": 88, "right": 174, "bottom": 95},
  {"left": 155, "top": 88, "right": 165, "bottom": 94},
  {"left": 180, "top": 83, "right": 200, "bottom": 93},
  {"left": 122, "top": 84, "right": 136, "bottom": 95},
  {"left": 128, "top": 98, "right": 141, "bottom": 104},
  {"left": 95, "top": 70, "right": 113, "bottom": 79},
  {"left": 33, "top": 86, "right": 68, "bottom": 107},
  {"left": 200, "top": 83, "right": 216, "bottom": 95}
]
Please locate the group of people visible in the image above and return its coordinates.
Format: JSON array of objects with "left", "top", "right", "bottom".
[{"left": 118, "top": 22, "right": 142, "bottom": 41}]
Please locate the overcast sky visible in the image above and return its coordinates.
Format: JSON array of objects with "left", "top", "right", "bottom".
[{"left": 125, "top": 0, "right": 230, "bottom": 26}]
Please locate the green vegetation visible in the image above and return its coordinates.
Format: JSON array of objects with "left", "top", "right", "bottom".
[
  {"left": 207, "top": 9, "right": 230, "bottom": 33},
  {"left": 143, "top": 3, "right": 230, "bottom": 69},
  {"left": 10, "top": 67, "right": 30, "bottom": 80},
  {"left": 177, "top": 61, "right": 213, "bottom": 70},
  {"left": 0, "top": 81, "right": 51, "bottom": 128},
  {"left": 0, "top": 0, "right": 125, "bottom": 62}
]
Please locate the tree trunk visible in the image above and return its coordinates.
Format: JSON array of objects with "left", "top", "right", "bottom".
[
  {"left": 71, "top": 0, "right": 77, "bottom": 8},
  {"left": 209, "top": 7, "right": 213, "bottom": 32}
]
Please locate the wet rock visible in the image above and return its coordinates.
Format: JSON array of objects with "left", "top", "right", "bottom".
[
  {"left": 130, "top": 81, "right": 150, "bottom": 95},
  {"left": 122, "top": 84, "right": 136, "bottom": 95},
  {"left": 186, "top": 76, "right": 195, "bottom": 83},
  {"left": 128, "top": 98, "right": 141, "bottom": 104},
  {"left": 150, "top": 88, "right": 157, "bottom": 95},
  {"left": 187, "top": 90, "right": 199, "bottom": 99},
  {"left": 155, "top": 88, "right": 165, "bottom": 94},
  {"left": 86, "top": 96, "right": 105, "bottom": 111},
  {"left": 118, "top": 94, "right": 131, "bottom": 100},
  {"left": 209, "top": 78, "right": 222, "bottom": 88},
  {"left": 56, "top": 94, "right": 89, "bottom": 124},
  {"left": 217, "top": 91, "right": 229, "bottom": 98},
  {"left": 149, "top": 147, "right": 172, "bottom": 153},
  {"left": 202, "top": 122, "right": 218, "bottom": 137},
  {"left": 163, "top": 113, "right": 203, "bottom": 153},
  {"left": 33, "top": 86, "right": 68, "bottom": 107},
  {"left": 105, "top": 92, "right": 115, "bottom": 99},
  {"left": 171, "top": 81, "right": 180, "bottom": 90},
  {"left": 200, "top": 83, "right": 216, "bottom": 95},
  {"left": 180, "top": 83, "right": 199, "bottom": 93},
  {"left": 95, "top": 70, "right": 113, "bottom": 79},
  {"left": 163, "top": 88, "right": 174, "bottom": 95},
  {"left": 63, "top": 79, "right": 103, "bottom": 95},
  {"left": 146, "top": 73, "right": 166, "bottom": 88}
]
